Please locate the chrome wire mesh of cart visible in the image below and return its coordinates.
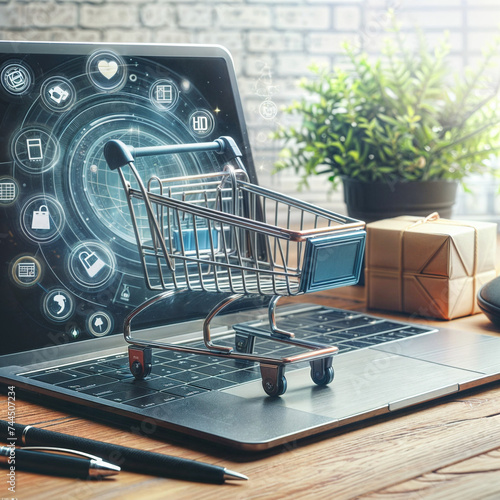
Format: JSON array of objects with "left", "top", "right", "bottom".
[{"left": 104, "top": 136, "right": 366, "bottom": 396}]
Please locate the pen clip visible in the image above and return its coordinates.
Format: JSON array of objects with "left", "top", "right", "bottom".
[{"left": 21, "top": 446, "right": 107, "bottom": 462}]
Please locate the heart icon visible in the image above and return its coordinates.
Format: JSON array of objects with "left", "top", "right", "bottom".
[{"left": 97, "top": 60, "right": 118, "bottom": 80}]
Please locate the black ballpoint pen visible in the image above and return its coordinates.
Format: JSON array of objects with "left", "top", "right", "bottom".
[
  {"left": 0, "top": 446, "right": 120, "bottom": 479},
  {"left": 0, "top": 421, "right": 247, "bottom": 483}
]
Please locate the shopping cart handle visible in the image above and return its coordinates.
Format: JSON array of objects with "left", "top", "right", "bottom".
[
  {"left": 104, "top": 136, "right": 245, "bottom": 171},
  {"left": 104, "top": 139, "right": 135, "bottom": 170},
  {"left": 214, "top": 136, "right": 242, "bottom": 159}
]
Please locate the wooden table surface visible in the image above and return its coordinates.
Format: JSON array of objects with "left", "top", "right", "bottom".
[{"left": 3, "top": 286, "right": 500, "bottom": 499}]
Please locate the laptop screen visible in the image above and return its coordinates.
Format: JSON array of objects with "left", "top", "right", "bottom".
[{"left": 0, "top": 41, "right": 257, "bottom": 355}]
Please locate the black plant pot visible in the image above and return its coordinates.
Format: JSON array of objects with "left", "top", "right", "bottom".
[
  {"left": 342, "top": 177, "right": 458, "bottom": 223},
  {"left": 343, "top": 178, "right": 459, "bottom": 286}
]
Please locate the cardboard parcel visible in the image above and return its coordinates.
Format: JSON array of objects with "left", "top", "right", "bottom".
[{"left": 366, "top": 214, "right": 497, "bottom": 320}]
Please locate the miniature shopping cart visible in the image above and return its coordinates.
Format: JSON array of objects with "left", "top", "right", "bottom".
[{"left": 104, "top": 136, "right": 366, "bottom": 396}]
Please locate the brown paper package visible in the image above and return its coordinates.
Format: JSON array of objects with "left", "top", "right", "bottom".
[{"left": 365, "top": 215, "right": 497, "bottom": 320}]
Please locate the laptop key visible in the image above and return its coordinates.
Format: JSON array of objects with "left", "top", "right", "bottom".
[
  {"left": 154, "top": 350, "right": 196, "bottom": 361},
  {"left": 58, "top": 374, "right": 117, "bottom": 391},
  {"left": 165, "top": 385, "right": 208, "bottom": 398},
  {"left": 300, "top": 334, "right": 334, "bottom": 345},
  {"left": 170, "top": 371, "right": 209, "bottom": 383},
  {"left": 134, "top": 378, "right": 182, "bottom": 392},
  {"left": 219, "top": 359, "right": 258, "bottom": 370},
  {"left": 390, "top": 330, "right": 420, "bottom": 339},
  {"left": 73, "top": 363, "right": 114, "bottom": 375},
  {"left": 328, "top": 317, "right": 378, "bottom": 329},
  {"left": 278, "top": 318, "right": 318, "bottom": 329},
  {"left": 402, "top": 326, "right": 435, "bottom": 335},
  {"left": 99, "top": 382, "right": 156, "bottom": 403},
  {"left": 303, "top": 323, "right": 340, "bottom": 334},
  {"left": 80, "top": 383, "right": 119, "bottom": 398},
  {"left": 191, "top": 377, "right": 237, "bottom": 391},
  {"left": 303, "top": 309, "right": 355, "bottom": 322},
  {"left": 164, "top": 359, "right": 207, "bottom": 371},
  {"left": 339, "top": 340, "right": 373, "bottom": 349},
  {"left": 31, "top": 369, "right": 86, "bottom": 385},
  {"left": 196, "top": 364, "right": 237, "bottom": 377},
  {"left": 103, "top": 369, "right": 134, "bottom": 381},
  {"left": 370, "top": 335, "right": 397, "bottom": 344},
  {"left": 348, "top": 322, "right": 398, "bottom": 335},
  {"left": 98, "top": 356, "right": 129, "bottom": 369},
  {"left": 151, "top": 364, "right": 182, "bottom": 377},
  {"left": 375, "top": 330, "right": 411, "bottom": 341},
  {"left": 331, "top": 330, "right": 370, "bottom": 340},
  {"left": 189, "top": 354, "right": 227, "bottom": 364}
]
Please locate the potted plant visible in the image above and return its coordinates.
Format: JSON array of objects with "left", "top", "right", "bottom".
[{"left": 273, "top": 19, "right": 500, "bottom": 221}]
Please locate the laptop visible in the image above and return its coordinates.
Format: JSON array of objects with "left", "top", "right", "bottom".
[{"left": 2, "top": 40, "right": 500, "bottom": 452}]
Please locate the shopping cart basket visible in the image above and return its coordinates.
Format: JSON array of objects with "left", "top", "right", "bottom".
[{"left": 104, "top": 136, "right": 366, "bottom": 396}]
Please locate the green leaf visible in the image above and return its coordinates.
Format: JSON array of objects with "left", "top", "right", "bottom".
[
  {"left": 333, "top": 155, "right": 346, "bottom": 165},
  {"left": 378, "top": 114, "right": 400, "bottom": 126},
  {"left": 348, "top": 150, "right": 360, "bottom": 162}
]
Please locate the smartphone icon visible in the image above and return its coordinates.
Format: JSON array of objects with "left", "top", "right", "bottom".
[{"left": 26, "top": 138, "right": 43, "bottom": 161}]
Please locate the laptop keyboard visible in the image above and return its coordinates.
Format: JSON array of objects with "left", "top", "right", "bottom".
[{"left": 23, "top": 307, "right": 436, "bottom": 408}]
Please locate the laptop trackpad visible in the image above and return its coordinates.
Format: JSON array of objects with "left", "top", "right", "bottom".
[
  {"left": 374, "top": 329, "right": 500, "bottom": 375},
  {"left": 225, "top": 339, "right": 482, "bottom": 420}
]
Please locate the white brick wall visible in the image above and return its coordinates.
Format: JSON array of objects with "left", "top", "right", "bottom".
[
  {"left": 140, "top": 4, "right": 176, "bottom": 29},
  {"left": 0, "top": 3, "right": 77, "bottom": 28},
  {"left": 215, "top": 6, "right": 272, "bottom": 29},
  {"left": 80, "top": 5, "right": 138, "bottom": 28},
  {"left": 274, "top": 6, "right": 331, "bottom": 31},
  {"left": 0, "top": 0, "right": 498, "bottom": 217}
]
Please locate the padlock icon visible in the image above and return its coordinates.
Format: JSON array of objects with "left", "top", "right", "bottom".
[
  {"left": 31, "top": 205, "right": 50, "bottom": 230},
  {"left": 79, "top": 250, "right": 105, "bottom": 278}
]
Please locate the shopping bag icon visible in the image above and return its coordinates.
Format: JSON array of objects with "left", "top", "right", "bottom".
[
  {"left": 31, "top": 205, "right": 50, "bottom": 230},
  {"left": 79, "top": 251, "right": 105, "bottom": 278}
]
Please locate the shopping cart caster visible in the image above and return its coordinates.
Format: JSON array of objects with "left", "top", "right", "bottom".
[
  {"left": 128, "top": 346, "right": 152, "bottom": 380},
  {"left": 235, "top": 332, "right": 255, "bottom": 354},
  {"left": 310, "top": 356, "right": 334, "bottom": 386},
  {"left": 260, "top": 363, "right": 287, "bottom": 397}
]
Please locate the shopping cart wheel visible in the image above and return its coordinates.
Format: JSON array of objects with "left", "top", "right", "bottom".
[
  {"left": 260, "top": 363, "right": 287, "bottom": 397},
  {"left": 128, "top": 346, "right": 152, "bottom": 380},
  {"left": 310, "top": 356, "right": 334, "bottom": 386}
]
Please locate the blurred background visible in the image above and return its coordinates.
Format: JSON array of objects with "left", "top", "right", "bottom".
[{"left": 1, "top": 0, "right": 499, "bottom": 221}]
